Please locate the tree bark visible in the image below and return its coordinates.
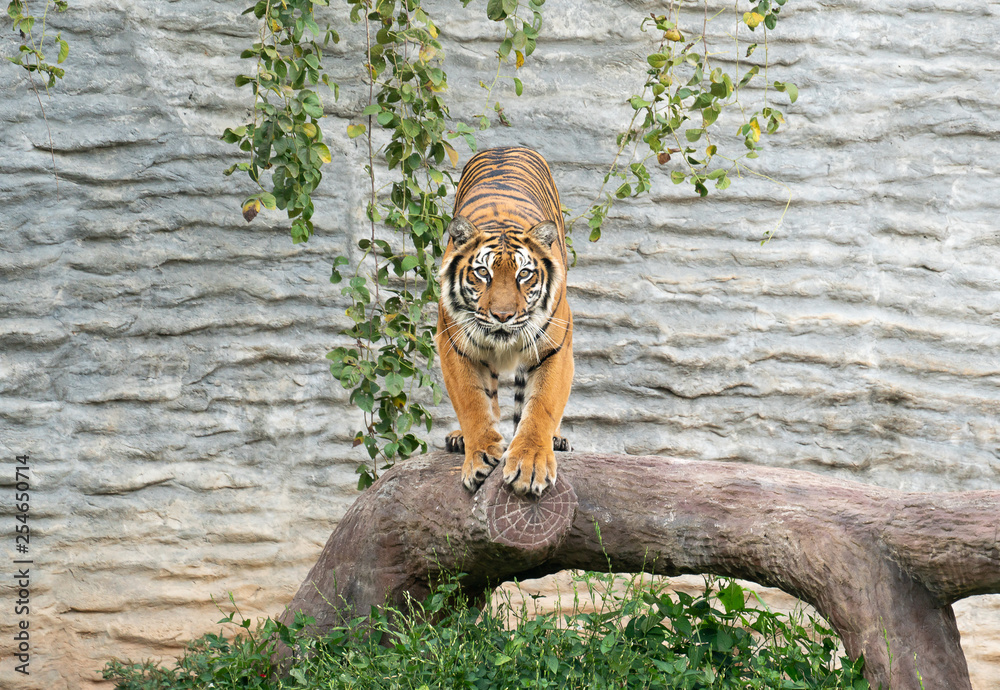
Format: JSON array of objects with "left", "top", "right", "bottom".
[{"left": 281, "top": 451, "right": 1000, "bottom": 690}]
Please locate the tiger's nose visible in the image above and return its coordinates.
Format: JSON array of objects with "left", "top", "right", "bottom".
[{"left": 490, "top": 309, "right": 515, "bottom": 323}]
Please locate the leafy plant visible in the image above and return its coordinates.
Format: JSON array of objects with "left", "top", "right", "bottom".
[
  {"left": 224, "top": 1, "right": 800, "bottom": 484},
  {"left": 222, "top": 0, "right": 339, "bottom": 243},
  {"left": 6, "top": 0, "right": 70, "bottom": 185},
  {"left": 104, "top": 573, "right": 866, "bottom": 689},
  {"left": 577, "top": 0, "right": 798, "bottom": 242},
  {"left": 6, "top": 0, "right": 68, "bottom": 87}
]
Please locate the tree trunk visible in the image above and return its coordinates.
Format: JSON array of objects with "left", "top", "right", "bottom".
[{"left": 281, "top": 451, "right": 1000, "bottom": 690}]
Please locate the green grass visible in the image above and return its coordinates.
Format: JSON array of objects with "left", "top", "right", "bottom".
[{"left": 103, "top": 573, "right": 869, "bottom": 690}]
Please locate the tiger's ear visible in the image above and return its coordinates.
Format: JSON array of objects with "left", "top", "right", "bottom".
[
  {"left": 528, "top": 220, "right": 558, "bottom": 247},
  {"left": 447, "top": 216, "right": 479, "bottom": 247}
]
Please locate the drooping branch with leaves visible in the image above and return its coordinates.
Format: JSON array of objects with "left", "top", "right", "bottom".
[
  {"left": 5, "top": 0, "right": 70, "bottom": 186},
  {"left": 222, "top": 0, "right": 798, "bottom": 486}
]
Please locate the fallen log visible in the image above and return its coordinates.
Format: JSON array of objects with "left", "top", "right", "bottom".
[{"left": 281, "top": 451, "right": 1000, "bottom": 689}]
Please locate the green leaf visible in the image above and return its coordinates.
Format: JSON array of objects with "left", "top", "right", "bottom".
[
  {"left": 347, "top": 123, "right": 366, "bottom": 139},
  {"left": 385, "top": 373, "right": 405, "bottom": 396},
  {"left": 647, "top": 53, "right": 668, "bottom": 69},
  {"left": 513, "top": 77, "right": 523, "bottom": 96},
  {"left": 362, "top": 104, "right": 381, "bottom": 116},
  {"left": 400, "top": 255, "right": 419, "bottom": 272},
  {"left": 401, "top": 119, "right": 420, "bottom": 138},
  {"left": 57, "top": 38, "right": 69, "bottom": 64},
  {"left": 486, "top": 0, "right": 505, "bottom": 20},
  {"left": 301, "top": 92, "right": 324, "bottom": 118},
  {"left": 353, "top": 390, "right": 374, "bottom": 413},
  {"left": 718, "top": 581, "right": 745, "bottom": 613},
  {"left": 494, "top": 653, "right": 513, "bottom": 666},
  {"left": 685, "top": 128, "right": 703, "bottom": 142}
]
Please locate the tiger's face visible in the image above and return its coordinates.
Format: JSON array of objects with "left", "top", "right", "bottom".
[{"left": 440, "top": 216, "right": 562, "bottom": 354}]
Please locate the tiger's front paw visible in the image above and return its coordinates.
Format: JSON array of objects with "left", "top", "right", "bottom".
[
  {"left": 462, "top": 446, "right": 502, "bottom": 493},
  {"left": 502, "top": 438, "right": 556, "bottom": 497}
]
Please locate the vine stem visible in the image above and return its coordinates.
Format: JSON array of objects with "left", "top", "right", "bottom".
[
  {"left": 21, "top": 0, "right": 61, "bottom": 197},
  {"left": 362, "top": 0, "right": 386, "bottom": 475},
  {"left": 477, "top": 15, "right": 512, "bottom": 122},
  {"left": 27, "top": 72, "right": 58, "bottom": 199}
]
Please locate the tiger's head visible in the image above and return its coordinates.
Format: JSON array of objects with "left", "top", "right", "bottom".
[{"left": 439, "top": 215, "right": 563, "bottom": 352}]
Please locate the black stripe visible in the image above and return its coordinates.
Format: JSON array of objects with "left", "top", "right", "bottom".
[
  {"left": 527, "top": 322, "right": 569, "bottom": 373},
  {"left": 445, "top": 335, "right": 474, "bottom": 363},
  {"left": 527, "top": 347, "right": 559, "bottom": 373}
]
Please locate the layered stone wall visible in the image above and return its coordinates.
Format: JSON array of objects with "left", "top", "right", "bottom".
[{"left": 1, "top": 0, "right": 998, "bottom": 687}]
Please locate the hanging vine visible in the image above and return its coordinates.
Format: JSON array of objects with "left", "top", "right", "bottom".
[
  {"left": 5, "top": 0, "right": 70, "bottom": 187},
  {"left": 222, "top": 0, "right": 339, "bottom": 244},
  {"left": 578, "top": 0, "right": 797, "bottom": 242},
  {"left": 224, "top": 0, "right": 797, "bottom": 488}
]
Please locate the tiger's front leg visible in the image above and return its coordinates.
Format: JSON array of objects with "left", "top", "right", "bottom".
[
  {"left": 503, "top": 333, "right": 574, "bottom": 497},
  {"left": 438, "top": 334, "right": 503, "bottom": 492}
]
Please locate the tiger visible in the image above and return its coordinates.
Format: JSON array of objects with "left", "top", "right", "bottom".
[{"left": 436, "top": 146, "right": 574, "bottom": 497}]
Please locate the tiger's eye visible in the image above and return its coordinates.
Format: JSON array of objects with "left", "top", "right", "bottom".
[
  {"left": 519, "top": 269, "right": 532, "bottom": 279},
  {"left": 475, "top": 267, "right": 489, "bottom": 279}
]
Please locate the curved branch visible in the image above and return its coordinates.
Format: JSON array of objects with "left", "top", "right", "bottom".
[{"left": 281, "top": 451, "right": 1000, "bottom": 690}]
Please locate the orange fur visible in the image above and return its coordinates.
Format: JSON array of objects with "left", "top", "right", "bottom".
[{"left": 436, "top": 147, "right": 574, "bottom": 496}]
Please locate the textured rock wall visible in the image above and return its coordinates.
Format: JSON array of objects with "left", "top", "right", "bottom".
[{"left": 0, "top": 0, "right": 998, "bottom": 687}]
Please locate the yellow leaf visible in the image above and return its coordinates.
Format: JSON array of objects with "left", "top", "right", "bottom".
[
  {"left": 743, "top": 12, "right": 764, "bottom": 28},
  {"left": 347, "top": 123, "right": 366, "bottom": 139},
  {"left": 749, "top": 119, "right": 761, "bottom": 142},
  {"left": 419, "top": 44, "right": 437, "bottom": 63},
  {"left": 427, "top": 23, "right": 439, "bottom": 39},
  {"left": 302, "top": 122, "right": 318, "bottom": 138},
  {"left": 664, "top": 28, "right": 683, "bottom": 42},
  {"left": 316, "top": 143, "right": 332, "bottom": 164},
  {"left": 443, "top": 141, "right": 459, "bottom": 168},
  {"left": 515, "top": 50, "right": 524, "bottom": 69},
  {"left": 242, "top": 199, "right": 261, "bottom": 223}
]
